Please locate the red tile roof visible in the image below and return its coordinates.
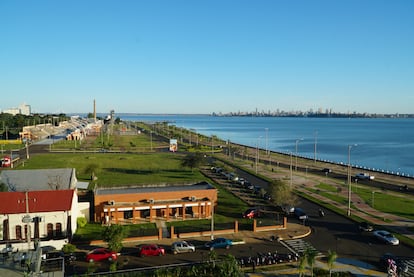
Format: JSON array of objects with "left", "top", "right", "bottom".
[{"left": 0, "top": 190, "right": 74, "bottom": 214}]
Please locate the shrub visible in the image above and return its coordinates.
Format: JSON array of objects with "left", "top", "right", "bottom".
[
  {"left": 77, "top": 217, "right": 87, "bottom": 228},
  {"left": 62, "top": 243, "right": 76, "bottom": 254}
]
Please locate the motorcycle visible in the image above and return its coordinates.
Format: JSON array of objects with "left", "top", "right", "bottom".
[{"left": 319, "top": 209, "right": 325, "bottom": 217}]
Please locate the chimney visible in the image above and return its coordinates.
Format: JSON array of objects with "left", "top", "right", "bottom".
[{"left": 93, "top": 99, "right": 96, "bottom": 122}]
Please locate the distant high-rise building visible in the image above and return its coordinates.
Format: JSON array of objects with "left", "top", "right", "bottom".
[
  {"left": 2, "top": 103, "right": 31, "bottom": 115},
  {"left": 2, "top": 107, "right": 21, "bottom": 115},
  {"left": 19, "top": 103, "right": 31, "bottom": 115}
]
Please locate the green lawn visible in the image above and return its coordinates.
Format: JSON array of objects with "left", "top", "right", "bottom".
[
  {"left": 74, "top": 222, "right": 157, "bottom": 242},
  {"left": 356, "top": 186, "right": 414, "bottom": 220},
  {"left": 20, "top": 152, "right": 206, "bottom": 187}
]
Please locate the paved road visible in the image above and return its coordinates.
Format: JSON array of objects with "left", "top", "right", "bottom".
[{"left": 215, "top": 153, "right": 414, "bottom": 275}]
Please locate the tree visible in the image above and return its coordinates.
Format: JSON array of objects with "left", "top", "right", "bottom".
[
  {"left": 62, "top": 243, "right": 76, "bottom": 254},
  {"left": 298, "top": 255, "right": 307, "bottom": 277},
  {"left": 305, "top": 247, "right": 318, "bottom": 277},
  {"left": 327, "top": 249, "right": 337, "bottom": 277},
  {"left": 181, "top": 153, "right": 204, "bottom": 172},
  {"left": 102, "top": 224, "right": 126, "bottom": 253},
  {"left": 84, "top": 163, "right": 99, "bottom": 181},
  {"left": 267, "top": 179, "right": 297, "bottom": 207},
  {"left": 0, "top": 182, "right": 8, "bottom": 192}
]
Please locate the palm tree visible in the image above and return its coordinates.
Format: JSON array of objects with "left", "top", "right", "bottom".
[
  {"left": 298, "top": 255, "right": 307, "bottom": 277},
  {"left": 327, "top": 249, "right": 337, "bottom": 277},
  {"left": 305, "top": 247, "right": 318, "bottom": 277}
]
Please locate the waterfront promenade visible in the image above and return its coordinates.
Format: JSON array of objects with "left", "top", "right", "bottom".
[
  {"left": 217, "top": 150, "right": 414, "bottom": 241},
  {"left": 215, "top": 151, "right": 414, "bottom": 276}
]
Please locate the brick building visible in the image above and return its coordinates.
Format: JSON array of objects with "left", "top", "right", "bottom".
[{"left": 94, "top": 182, "right": 217, "bottom": 224}]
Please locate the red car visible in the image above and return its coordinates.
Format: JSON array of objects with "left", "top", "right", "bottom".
[
  {"left": 86, "top": 248, "right": 118, "bottom": 262},
  {"left": 139, "top": 244, "right": 166, "bottom": 257},
  {"left": 243, "top": 208, "right": 260, "bottom": 219}
]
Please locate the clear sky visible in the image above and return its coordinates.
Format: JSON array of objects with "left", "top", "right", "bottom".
[{"left": 1, "top": 0, "right": 413, "bottom": 115}]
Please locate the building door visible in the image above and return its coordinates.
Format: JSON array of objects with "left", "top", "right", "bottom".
[
  {"left": 15, "top": 225, "right": 22, "bottom": 240},
  {"left": 55, "top": 223, "right": 62, "bottom": 237},
  {"left": 47, "top": 223, "right": 54, "bottom": 238},
  {"left": 34, "top": 218, "right": 40, "bottom": 239},
  {"left": 3, "top": 219, "right": 9, "bottom": 240}
]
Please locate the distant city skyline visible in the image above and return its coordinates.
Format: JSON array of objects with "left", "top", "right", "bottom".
[{"left": 1, "top": 1, "right": 413, "bottom": 114}]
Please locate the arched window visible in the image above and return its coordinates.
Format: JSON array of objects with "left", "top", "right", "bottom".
[
  {"left": 15, "top": 225, "right": 22, "bottom": 240},
  {"left": 55, "top": 223, "right": 62, "bottom": 237},
  {"left": 47, "top": 223, "right": 54, "bottom": 238}
]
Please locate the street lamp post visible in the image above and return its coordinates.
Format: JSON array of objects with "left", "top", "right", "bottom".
[
  {"left": 256, "top": 137, "right": 262, "bottom": 174},
  {"left": 265, "top": 128, "right": 269, "bottom": 155},
  {"left": 371, "top": 191, "right": 376, "bottom": 208},
  {"left": 150, "top": 131, "right": 153, "bottom": 151},
  {"left": 295, "top": 139, "right": 303, "bottom": 171},
  {"left": 314, "top": 131, "right": 318, "bottom": 163},
  {"left": 347, "top": 144, "right": 357, "bottom": 216},
  {"left": 210, "top": 198, "right": 215, "bottom": 240},
  {"left": 290, "top": 152, "right": 293, "bottom": 188}
]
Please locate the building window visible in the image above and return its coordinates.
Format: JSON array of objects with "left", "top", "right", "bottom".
[
  {"left": 123, "top": 210, "right": 133, "bottom": 219},
  {"left": 3, "top": 219, "right": 9, "bottom": 240},
  {"left": 47, "top": 223, "right": 54, "bottom": 238},
  {"left": 24, "top": 225, "right": 28, "bottom": 240},
  {"left": 141, "top": 209, "right": 150, "bottom": 218},
  {"left": 55, "top": 223, "right": 62, "bottom": 237},
  {"left": 15, "top": 225, "right": 22, "bottom": 240}
]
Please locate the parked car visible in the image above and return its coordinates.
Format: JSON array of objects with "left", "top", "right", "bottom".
[
  {"left": 399, "top": 184, "right": 409, "bottom": 191},
  {"left": 171, "top": 241, "right": 195, "bottom": 254},
  {"left": 355, "top": 173, "right": 375, "bottom": 180},
  {"left": 281, "top": 205, "right": 295, "bottom": 215},
  {"left": 373, "top": 230, "right": 399, "bottom": 245},
  {"left": 139, "top": 244, "right": 166, "bottom": 257},
  {"left": 322, "top": 168, "right": 332, "bottom": 173},
  {"left": 243, "top": 208, "right": 260, "bottom": 219},
  {"left": 358, "top": 221, "right": 374, "bottom": 232},
  {"left": 86, "top": 248, "right": 119, "bottom": 262},
  {"left": 205, "top": 238, "right": 232, "bottom": 251},
  {"left": 228, "top": 172, "right": 239, "bottom": 182},
  {"left": 294, "top": 208, "right": 308, "bottom": 220},
  {"left": 379, "top": 253, "right": 408, "bottom": 275}
]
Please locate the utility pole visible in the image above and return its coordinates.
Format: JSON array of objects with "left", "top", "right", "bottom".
[{"left": 20, "top": 191, "right": 36, "bottom": 251}]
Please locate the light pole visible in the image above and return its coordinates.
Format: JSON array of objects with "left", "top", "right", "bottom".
[
  {"left": 210, "top": 198, "right": 215, "bottom": 240},
  {"left": 265, "top": 128, "right": 269, "bottom": 155},
  {"left": 371, "top": 191, "right": 376, "bottom": 208},
  {"left": 256, "top": 136, "right": 262, "bottom": 174},
  {"left": 20, "top": 191, "right": 36, "bottom": 251},
  {"left": 347, "top": 144, "right": 357, "bottom": 216},
  {"left": 314, "top": 131, "right": 318, "bottom": 163},
  {"left": 211, "top": 136, "right": 214, "bottom": 155},
  {"left": 295, "top": 138, "right": 303, "bottom": 171},
  {"left": 290, "top": 152, "right": 293, "bottom": 188},
  {"left": 150, "top": 131, "right": 153, "bottom": 151}
]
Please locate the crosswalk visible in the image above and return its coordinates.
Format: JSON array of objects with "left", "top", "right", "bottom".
[
  {"left": 280, "top": 239, "right": 320, "bottom": 257},
  {"left": 399, "top": 258, "right": 414, "bottom": 277},
  {"left": 281, "top": 239, "right": 414, "bottom": 276}
]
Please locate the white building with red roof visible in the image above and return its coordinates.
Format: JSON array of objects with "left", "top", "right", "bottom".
[{"left": 0, "top": 169, "right": 83, "bottom": 252}]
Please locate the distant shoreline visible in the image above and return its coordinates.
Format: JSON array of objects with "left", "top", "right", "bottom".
[{"left": 90, "top": 112, "right": 414, "bottom": 119}]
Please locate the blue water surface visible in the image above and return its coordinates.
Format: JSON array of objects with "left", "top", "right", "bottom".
[{"left": 118, "top": 114, "right": 414, "bottom": 177}]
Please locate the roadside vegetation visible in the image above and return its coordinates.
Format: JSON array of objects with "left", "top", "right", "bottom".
[{"left": 5, "top": 117, "right": 414, "bottom": 275}]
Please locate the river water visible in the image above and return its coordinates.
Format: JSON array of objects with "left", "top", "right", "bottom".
[{"left": 118, "top": 114, "right": 414, "bottom": 177}]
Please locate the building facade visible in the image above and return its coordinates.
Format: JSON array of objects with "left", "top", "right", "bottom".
[
  {"left": 0, "top": 190, "right": 78, "bottom": 251},
  {"left": 94, "top": 182, "right": 217, "bottom": 225}
]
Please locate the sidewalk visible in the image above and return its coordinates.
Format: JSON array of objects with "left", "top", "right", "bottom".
[
  {"left": 245, "top": 258, "right": 387, "bottom": 277},
  {"left": 216, "top": 153, "right": 414, "bottom": 276},
  {"left": 292, "top": 174, "right": 414, "bottom": 241},
  {"left": 225, "top": 152, "right": 414, "bottom": 241}
]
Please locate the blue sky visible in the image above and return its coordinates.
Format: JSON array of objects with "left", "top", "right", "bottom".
[{"left": 1, "top": 0, "right": 413, "bottom": 114}]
